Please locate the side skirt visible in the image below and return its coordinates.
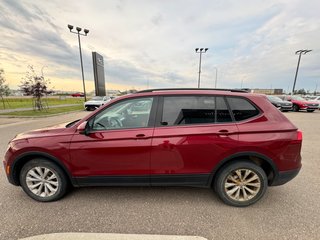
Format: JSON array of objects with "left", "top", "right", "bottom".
[{"left": 74, "top": 174, "right": 211, "bottom": 188}]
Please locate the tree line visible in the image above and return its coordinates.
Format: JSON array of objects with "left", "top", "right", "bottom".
[{"left": 0, "top": 66, "right": 51, "bottom": 110}]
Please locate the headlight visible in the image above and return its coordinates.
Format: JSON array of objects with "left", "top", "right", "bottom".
[{"left": 5, "top": 143, "right": 11, "bottom": 153}]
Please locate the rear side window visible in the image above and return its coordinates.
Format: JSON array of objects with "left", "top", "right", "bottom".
[
  {"left": 161, "top": 96, "right": 232, "bottom": 126},
  {"left": 227, "top": 97, "right": 260, "bottom": 121}
]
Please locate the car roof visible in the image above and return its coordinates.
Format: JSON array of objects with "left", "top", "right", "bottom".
[
  {"left": 131, "top": 88, "right": 259, "bottom": 98},
  {"left": 137, "top": 88, "right": 248, "bottom": 93}
]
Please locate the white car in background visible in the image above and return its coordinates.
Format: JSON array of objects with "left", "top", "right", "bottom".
[
  {"left": 84, "top": 96, "right": 112, "bottom": 111},
  {"left": 308, "top": 96, "right": 320, "bottom": 109}
]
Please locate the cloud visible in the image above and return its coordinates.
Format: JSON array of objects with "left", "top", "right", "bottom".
[{"left": 1, "top": 0, "right": 319, "bottom": 92}]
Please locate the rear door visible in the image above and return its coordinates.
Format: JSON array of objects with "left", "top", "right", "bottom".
[{"left": 150, "top": 95, "right": 239, "bottom": 186}]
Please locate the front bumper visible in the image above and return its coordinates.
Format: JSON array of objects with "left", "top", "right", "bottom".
[
  {"left": 270, "top": 167, "right": 301, "bottom": 186},
  {"left": 299, "top": 106, "right": 318, "bottom": 110},
  {"left": 84, "top": 104, "right": 101, "bottom": 109},
  {"left": 3, "top": 159, "right": 17, "bottom": 186},
  {"left": 280, "top": 106, "right": 292, "bottom": 111}
]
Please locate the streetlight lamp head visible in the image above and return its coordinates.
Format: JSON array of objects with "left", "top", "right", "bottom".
[
  {"left": 76, "top": 27, "right": 82, "bottom": 32},
  {"left": 67, "top": 24, "right": 73, "bottom": 31},
  {"left": 205, "top": 48, "right": 209, "bottom": 52},
  {"left": 200, "top": 48, "right": 204, "bottom": 51},
  {"left": 84, "top": 29, "right": 89, "bottom": 35},
  {"left": 195, "top": 48, "right": 199, "bottom": 52}
]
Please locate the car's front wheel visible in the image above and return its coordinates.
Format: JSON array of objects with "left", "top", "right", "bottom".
[
  {"left": 20, "top": 159, "right": 69, "bottom": 202},
  {"left": 293, "top": 105, "right": 299, "bottom": 112},
  {"left": 214, "top": 161, "right": 268, "bottom": 207}
]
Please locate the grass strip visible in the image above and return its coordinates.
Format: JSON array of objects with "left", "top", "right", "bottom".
[
  {"left": 0, "top": 105, "right": 84, "bottom": 117},
  {"left": 0, "top": 97, "right": 84, "bottom": 110}
]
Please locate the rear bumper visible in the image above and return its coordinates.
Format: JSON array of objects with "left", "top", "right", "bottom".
[{"left": 270, "top": 167, "right": 301, "bottom": 186}]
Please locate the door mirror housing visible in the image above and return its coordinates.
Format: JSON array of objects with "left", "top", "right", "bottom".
[{"left": 77, "top": 121, "right": 89, "bottom": 135}]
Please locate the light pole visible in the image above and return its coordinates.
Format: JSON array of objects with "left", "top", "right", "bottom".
[
  {"left": 41, "top": 65, "right": 48, "bottom": 77},
  {"left": 292, "top": 49, "right": 312, "bottom": 95},
  {"left": 68, "top": 24, "right": 89, "bottom": 101},
  {"left": 195, "top": 48, "right": 208, "bottom": 88},
  {"left": 213, "top": 67, "right": 218, "bottom": 88}
]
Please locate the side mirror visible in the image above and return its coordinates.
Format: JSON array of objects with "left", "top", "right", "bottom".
[{"left": 77, "top": 121, "right": 89, "bottom": 135}]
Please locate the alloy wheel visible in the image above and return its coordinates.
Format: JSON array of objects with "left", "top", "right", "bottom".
[
  {"left": 26, "top": 167, "right": 59, "bottom": 198},
  {"left": 224, "top": 169, "right": 261, "bottom": 202}
]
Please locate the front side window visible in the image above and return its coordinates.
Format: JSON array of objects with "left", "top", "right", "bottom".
[
  {"left": 161, "top": 96, "right": 232, "bottom": 126},
  {"left": 227, "top": 97, "right": 260, "bottom": 121},
  {"left": 89, "top": 97, "right": 153, "bottom": 130}
]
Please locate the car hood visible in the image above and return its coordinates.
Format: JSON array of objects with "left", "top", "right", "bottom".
[
  {"left": 12, "top": 123, "right": 69, "bottom": 141},
  {"left": 304, "top": 100, "right": 319, "bottom": 105},
  {"left": 291, "top": 99, "right": 317, "bottom": 104},
  {"left": 271, "top": 100, "right": 291, "bottom": 105},
  {"left": 281, "top": 100, "right": 292, "bottom": 105}
]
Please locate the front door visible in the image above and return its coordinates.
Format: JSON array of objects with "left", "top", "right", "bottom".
[{"left": 69, "top": 96, "right": 157, "bottom": 186}]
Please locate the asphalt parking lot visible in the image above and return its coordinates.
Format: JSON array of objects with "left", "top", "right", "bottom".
[{"left": 0, "top": 110, "right": 319, "bottom": 240}]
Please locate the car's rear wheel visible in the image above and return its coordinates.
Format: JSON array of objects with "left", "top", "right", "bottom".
[
  {"left": 293, "top": 105, "right": 299, "bottom": 112},
  {"left": 214, "top": 161, "right": 267, "bottom": 207},
  {"left": 20, "top": 159, "right": 68, "bottom": 202}
]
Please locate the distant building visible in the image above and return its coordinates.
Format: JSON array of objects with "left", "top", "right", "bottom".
[
  {"left": 9, "top": 89, "right": 24, "bottom": 96},
  {"left": 106, "top": 90, "right": 121, "bottom": 96},
  {"left": 251, "top": 89, "right": 283, "bottom": 95}
]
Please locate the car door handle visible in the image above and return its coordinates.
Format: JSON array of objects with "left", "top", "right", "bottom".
[
  {"left": 135, "top": 134, "right": 147, "bottom": 138},
  {"left": 218, "top": 129, "right": 229, "bottom": 134}
]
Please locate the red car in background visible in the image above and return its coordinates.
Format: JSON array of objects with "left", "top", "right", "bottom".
[
  {"left": 71, "top": 92, "right": 84, "bottom": 97},
  {"left": 280, "top": 95, "right": 319, "bottom": 112}
]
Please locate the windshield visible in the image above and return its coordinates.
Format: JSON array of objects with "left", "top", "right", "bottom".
[
  {"left": 291, "top": 96, "right": 306, "bottom": 101},
  {"left": 267, "top": 96, "right": 282, "bottom": 101},
  {"left": 91, "top": 96, "right": 103, "bottom": 101}
]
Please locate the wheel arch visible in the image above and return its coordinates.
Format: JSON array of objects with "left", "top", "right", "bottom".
[
  {"left": 209, "top": 152, "right": 278, "bottom": 187},
  {"left": 10, "top": 151, "right": 76, "bottom": 187}
]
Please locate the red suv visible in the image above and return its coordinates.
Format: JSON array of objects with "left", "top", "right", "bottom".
[
  {"left": 280, "top": 95, "right": 319, "bottom": 112},
  {"left": 3, "top": 89, "right": 302, "bottom": 207}
]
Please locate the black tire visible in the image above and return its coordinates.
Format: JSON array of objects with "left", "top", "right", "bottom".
[
  {"left": 20, "top": 159, "right": 69, "bottom": 202},
  {"left": 293, "top": 105, "right": 299, "bottom": 112},
  {"left": 214, "top": 161, "right": 268, "bottom": 207},
  {"left": 307, "top": 110, "right": 314, "bottom": 112}
]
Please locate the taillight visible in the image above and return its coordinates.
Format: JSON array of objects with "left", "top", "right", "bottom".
[{"left": 297, "top": 130, "right": 303, "bottom": 141}]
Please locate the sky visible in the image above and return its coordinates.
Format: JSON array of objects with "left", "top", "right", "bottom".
[{"left": 0, "top": 0, "right": 319, "bottom": 93}]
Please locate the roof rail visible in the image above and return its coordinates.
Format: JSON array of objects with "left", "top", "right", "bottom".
[{"left": 137, "top": 88, "right": 248, "bottom": 93}]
